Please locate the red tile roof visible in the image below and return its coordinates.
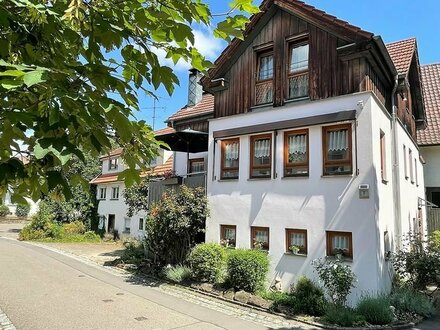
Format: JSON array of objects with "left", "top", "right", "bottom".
[
  {"left": 99, "top": 147, "right": 123, "bottom": 160},
  {"left": 154, "top": 126, "right": 176, "bottom": 136},
  {"left": 90, "top": 156, "right": 174, "bottom": 184},
  {"left": 417, "top": 64, "right": 440, "bottom": 146},
  {"left": 386, "top": 38, "right": 416, "bottom": 75},
  {"left": 167, "top": 93, "right": 214, "bottom": 122}
]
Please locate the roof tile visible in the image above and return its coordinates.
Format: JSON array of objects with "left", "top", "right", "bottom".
[
  {"left": 167, "top": 93, "right": 214, "bottom": 122},
  {"left": 386, "top": 38, "right": 416, "bottom": 74},
  {"left": 417, "top": 63, "right": 440, "bottom": 145}
]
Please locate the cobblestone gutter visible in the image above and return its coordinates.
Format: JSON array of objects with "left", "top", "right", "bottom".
[{"left": 0, "top": 307, "right": 16, "bottom": 330}]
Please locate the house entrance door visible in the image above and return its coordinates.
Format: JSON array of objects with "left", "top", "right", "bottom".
[{"left": 108, "top": 214, "right": 115, "bottom": 232}]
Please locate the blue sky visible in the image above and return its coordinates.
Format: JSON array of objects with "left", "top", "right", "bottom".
[{"left": 137, "top": 0, "right": 440, "bottom": 130}]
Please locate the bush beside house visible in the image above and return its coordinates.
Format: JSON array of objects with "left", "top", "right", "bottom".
[{"left": 0, "top": 205, "right": 10, "bottom": 217}]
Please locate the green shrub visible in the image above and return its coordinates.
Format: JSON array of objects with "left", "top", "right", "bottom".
[
  {"left": 312, "top": 255, "right": 356, "bottom": 306},
  {"left": 63, "top": 221, "right": 86, "bottom": 235},
  {"left": 356, "top": 295, "right": 393, "bottom": 325},
  {"left": 44, "top": 222, "right": 64, "bottom": 239},
  {"left": 188, "top": 243, "right": 226, "bottom": 283},
  {"left": 323, "top": 304, "right": 366, "bottom": 327},
  {"left": 121, "top": 239, "right": 145, "bottom": 264},
  {"left": 15, "top": 204, "right": 30, "bottom": 217},
  {"left": 83, "top": 231, "right": 100, "bottom": 241},
  {"left": 0, "top": 205, "right": 10, "bottom": 217},
  {"left": 429, "top": 230, "right": 440, "bottom": 253},
  {"left": 227, "top": 249, "right": 269, "bottom": 293},
  {"left": 292, "top": 276, "right": 327, "bottom": 316},
  {"left": 259, "top": 291, "right": 295, "bottom": 310},
  {"left": 392, "top": 233, "right": 440, "bottom": 289},
  {"left": 164, "top": 265, "right": 192, "bottom": 283},
  {"left": 18, "top": 226, "right": 45, "bottom": 240},
  {"left": 389, "top": 288, "right": 435, "bottom": 318}
]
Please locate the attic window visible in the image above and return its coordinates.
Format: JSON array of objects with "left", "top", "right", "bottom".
[
  {"left": 255, "top": 51, "right": 273, "bottom": 105},
  {"left": 288, "top": 43, "right": 309, "bottom": 99}
]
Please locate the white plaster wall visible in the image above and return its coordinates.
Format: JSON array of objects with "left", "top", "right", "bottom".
[
  {"left": 420, "top": 146, "right": 440, "bottom": 188},
  {"left": 174, "top": 151, "right": 208, "bottom": 176},
  {"left": 395, "top": 122, "right": 426, "bottom": 238},
  {"left": 3, "top": 191, "right": 39, "bottom": 216},
  {"left": 101, "top": 158, "right": 126, "bottom": 176},
  {"left": 206, "top": 92, "right": 385, "bottom": 303},
  {"left": 96, "top": 182, "right": 146, "bottom": 239}
]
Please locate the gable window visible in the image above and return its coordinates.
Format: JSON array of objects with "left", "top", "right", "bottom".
[
  {"left": 323, "top": 124, "right": 352, "bottom": 175},
  {"left": 255, "top": 51, "right": 273, "bottom": 105},
  {"left": 221, "top": 138, "right": 240, "bottom": 179},
  {"left": 250, "top": 134, "right": 272, "bottom": 179},
  {"left": 111, "top": 187, "right": 119, "bottom": 200},
  {"left": 220, "top": 225, "right": 236, "bottom": 248},
  {"left": 409, "top": 149, "right": 414, "bottom": 183},
  {"left": 326, "top": 231, "right": 353, "bottom": 259},
  {"left": 99, "top": 187, "right": 106, "bottom": 200},
  {"left": 189, "top": 158, "right": 205, "bottom": 173},
  {"left": 138, "top": 218, "right": 144, "bottom": 231},
  {"left": 109, "top": 157, "right": 118, "bottom": 170},
  {"left": 286, "top": 229, "right": 307, "bottom": 255},
  {"left": 284, "top": 129, "right": 308, "bottom": 177},
  {"left": 288, "top": 43, "right": 309, "bottom": 99},
  {"left": 380, "top": 131, "right": 387, "bottom": 182},
  {"left": 251, "top": 226, "right": 269, "bottom": 250}
]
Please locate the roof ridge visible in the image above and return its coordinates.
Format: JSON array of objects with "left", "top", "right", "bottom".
[{"left": 386, "top": 37, "right": 416, "bottom": 46}]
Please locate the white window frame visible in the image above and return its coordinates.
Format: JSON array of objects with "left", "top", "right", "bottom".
[
  {"left": 111, "top": 186, "right": 119, "bottom": 200},
  {"left": 138, "top": 218, "right": 144, "bottom": 231},
  {"left": 99, "top": 187, "right": 106, "bottom": 200},
  {"left": 108, "top": 157, "right": 119, "bottom": 170},
  {"left": 124, "top": 217, "right": 131, "bottom": 233}
]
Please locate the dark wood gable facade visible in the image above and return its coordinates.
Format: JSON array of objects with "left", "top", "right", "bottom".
[{"left": 203, "top": 0, "right": 425, "bottom": 140}]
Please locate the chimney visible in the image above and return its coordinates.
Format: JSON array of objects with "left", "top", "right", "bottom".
[{"left": 187, "top": 68, "right": 203, "bottom": 107}]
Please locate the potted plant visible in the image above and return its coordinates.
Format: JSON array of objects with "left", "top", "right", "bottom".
[{"left": 289, "top": 245, "right": 302, "bottom": 255}]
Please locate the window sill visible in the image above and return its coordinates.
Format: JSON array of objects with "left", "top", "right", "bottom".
[
  {"left": 250, "top": 102, "right": 273, "bottom": 111},
  {"left": 218, "top": 178, "right": 239, "bottom": 182},
  {"left": 321, "top": 173, "right": 353, "bottom": 178},
  {"left": 248, "top": 177, "right": 272, "bottom": 181},
  {"left": 284, "top": 252, "right": 307, "bottom": 258},
  {"left": 284, "top": 96, "right": 310, "bottom": 104},
  {"left": 110, "top": 198, "right": 119, "bottom": 201},
  {"left": 282, "top": 175, "right": 309, "bottom": 180},
  {"left": 326, "top": 255, "right": 353, "bottom": 262}
]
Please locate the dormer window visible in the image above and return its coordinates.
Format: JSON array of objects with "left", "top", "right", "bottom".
[
  {"left": 288, "top": 43, "right": 309, "bottom": 99},
  {"left": 255, "top": 51, "right": 273, "bottom": 105},
  {"left": 108, "top": 157, "right": 118, "bottom": 170}
]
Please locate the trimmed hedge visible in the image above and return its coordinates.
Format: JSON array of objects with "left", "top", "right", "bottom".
[
  {"left": 226, "top": 248, "right": 269, "bottom": 293},
  {"left": 188, "top": 243, "right": 226, "bottom": 283}
]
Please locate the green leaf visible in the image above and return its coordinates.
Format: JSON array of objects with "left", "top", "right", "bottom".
[{"left": 23, "top": 70, "right": 46, "bottom": 87}]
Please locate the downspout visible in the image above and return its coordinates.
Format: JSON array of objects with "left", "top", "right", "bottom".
[{"left": 391, "top": 75, "right": 402, "bottom": 249}]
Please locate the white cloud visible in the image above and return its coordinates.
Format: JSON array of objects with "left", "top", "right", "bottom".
[{"left": 152, "top": 27, "right": 225, "bottom": 72}]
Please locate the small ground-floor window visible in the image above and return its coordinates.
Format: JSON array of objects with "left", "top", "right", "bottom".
[
  {"left": 326, "top": 231, "right": 353, "bottom": 258},
  {"left": 124, "top": 217, "right": 131, "bottom": 233},
  {"left": 285, "top": 228, "right": 307, "bottom": 255},
  {"left": 251, "top": 226, "right": 269, "bottom": 250},
  {"left": 220, "top": 225, "right": 236, "bottom": 248},
  {"left": 138, "top": 218, "right": 144, "bottom": 231}
]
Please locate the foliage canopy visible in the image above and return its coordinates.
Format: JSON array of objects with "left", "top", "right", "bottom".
[{"left": 0, "top": 0, "right": 258, "bottom": 202}]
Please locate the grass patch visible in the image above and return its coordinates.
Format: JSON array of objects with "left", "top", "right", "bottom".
[
  {"left": 35, "top": 231, "right": 101, "bottom": 243},
  {"left": 389, "top": 288, "right": 435, "bottom": 318},
  {"left": 322, "top": 304, "right": 366, "bottom": 327},
  {"left": 164, "top": 265, "right": 192, "bottom": 283}
]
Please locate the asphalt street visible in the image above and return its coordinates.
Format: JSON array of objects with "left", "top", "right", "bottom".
[{"left": 0, "top": 238, "right": 270, "bottom": 330}]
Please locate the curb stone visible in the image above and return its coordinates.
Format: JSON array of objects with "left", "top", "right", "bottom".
[{"left": 0, "top": 306, "right": 16, "bottom": 330}]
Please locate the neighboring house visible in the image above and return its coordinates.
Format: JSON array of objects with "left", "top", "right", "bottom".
[
  {"left": 91, "top": 71, "right": 214, "bottom": 238},
  {"left": 90, "top": 148, "right": 173, "bottom": 238},
  {"left": 418, "top": 63, "right": 440, "bottom": 232},
  {"left": 201, "top": 0, "right": 426, "bottom": 303}
]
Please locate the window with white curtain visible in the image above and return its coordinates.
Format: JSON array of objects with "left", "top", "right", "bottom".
[
  {"left": 250, "top": 134, "right": 272, "bottom": 178},
  {"left": 288, "top": 43, "right": 309, "bottom": 99},
  {"left": 327, "top": 231, "right": 353, "bottom": 258},
  {"left": 323, "top": 124, "right": 352, "bottom": 175},
  {"left": 251, "top": 226, "right": 269, "bottom": 250},
  {"left": 286, "top": 229, "right": 307, "bottom": 254},
  {"left": 284, "top": 129, "right": 309, "bottom": 176},
  {"left": 255, "top": 51, "right": 273, "bottom": 105},
  {"left": 221, "top": 138, "right": 240, "bottom": 179}
]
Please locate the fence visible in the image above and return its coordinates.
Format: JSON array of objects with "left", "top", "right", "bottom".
[
  {"left": 148, "top": 173, "right": 206, "bottom": 206},
  {"left": 427, "top": 208, "right": 440, "bottom": 233}
]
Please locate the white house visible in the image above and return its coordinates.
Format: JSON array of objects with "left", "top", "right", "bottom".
[
  {"left": 418, "top": 63, "right": 440, "bottom": 232},
  {"left": 90, "top": 148, "right": 173, "bottom": 238},
  {"left": 201, "top": 0, "right": 427, "bottom": 303}
]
